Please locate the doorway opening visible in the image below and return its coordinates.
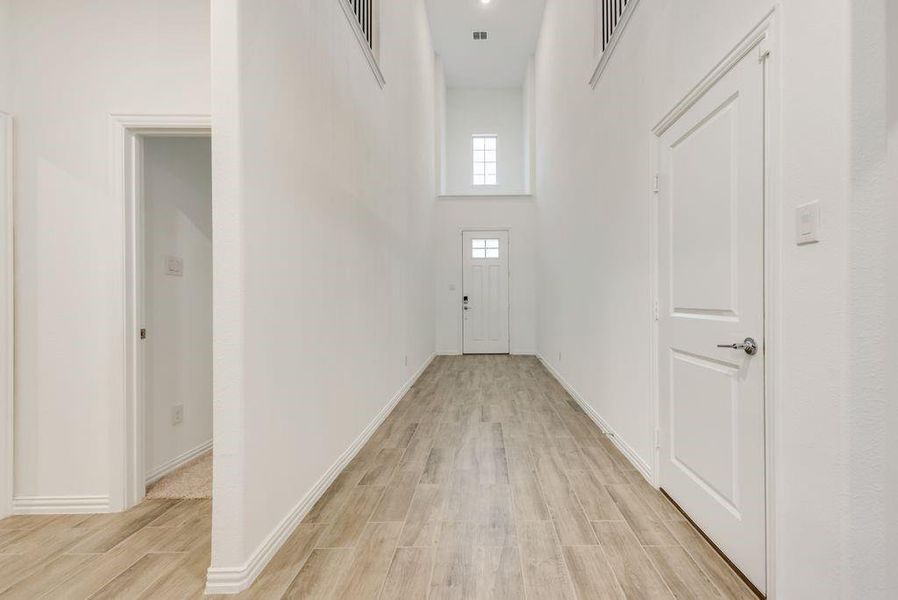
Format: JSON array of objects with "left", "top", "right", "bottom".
[
  {"left": 462, "top": 229, "right": 510, "bottom": 355},
  {"left": 140, "top": 136, "right": 213, "bottom": 500},
  {"left": 111, "top": 115, "right": 212, "bottom": 511}
]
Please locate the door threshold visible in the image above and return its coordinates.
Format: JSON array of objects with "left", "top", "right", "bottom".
[{"left": 660, "top": 489, "right": 766, "bottom": 600}]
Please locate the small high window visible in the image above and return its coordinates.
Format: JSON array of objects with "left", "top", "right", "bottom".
[
  {"left": 473, "top": 135, "right": 497, "bottom": 186},
  {"left": 472, "top": 239, "right": 500, "bottom": 259}
]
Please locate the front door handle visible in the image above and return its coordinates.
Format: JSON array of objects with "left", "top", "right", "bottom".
[{"left": 717, "top": 337, "right": 758, "bottom": 356}]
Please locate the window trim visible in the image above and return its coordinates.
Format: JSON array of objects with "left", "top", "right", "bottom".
[
  {"left": 589, "top": 0, "right": 643, "bottom": 88},
  {"left": 337, "top": 0, "right": 386, "bottom": 88},
  {"left": 472, "top": 134, "right": 498, "bottom": 187}
]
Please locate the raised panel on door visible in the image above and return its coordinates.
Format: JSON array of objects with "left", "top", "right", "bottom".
[{"left": 658, "top": 45, "right": 766, "bottom": 593}]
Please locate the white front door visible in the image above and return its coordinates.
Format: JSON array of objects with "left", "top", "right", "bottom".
[
  {"left": 657, "top": 47, "right": 767, "bottom": 592},
  {"left": 462, "top": 231, "right": 509, "bottom": 355}
]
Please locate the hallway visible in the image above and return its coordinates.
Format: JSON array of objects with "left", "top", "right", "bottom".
[
  {"left": 238, "top": 355, "right": 757, "bottom": 598},
  {"left": 0, "top": 356, "right": 756, "bottom": 598}
]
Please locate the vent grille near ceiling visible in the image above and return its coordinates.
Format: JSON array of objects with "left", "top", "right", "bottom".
[
  {"left": 473, "top": 31, "right": 489, "bottom": 41},
  {"left": 601, "top": 0, "right": 629, "bottom": 50}
]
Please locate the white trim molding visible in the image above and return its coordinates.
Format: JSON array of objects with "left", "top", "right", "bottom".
[
  {"left": 204, "top": 353, "right": 436, "bottom": 595},
  {"left": 336, "top": 0, "right": 386, "bottom": 88},
  {"left": 109, "top": 114, "right": 212, "bottom": 513},
  {"left": 145, "top": 440, "right": 213, "bottom": 486},
  {"left": 13, "top": 495, "right": 111, "bottom": 515},
  {"left": 589, "top": 0, "right": 644, "bottom": 88},
  {"left": 537, "top": 355, "right": 653, "bottom": 481}
]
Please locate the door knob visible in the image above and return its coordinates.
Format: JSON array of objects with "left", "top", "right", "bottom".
[{"left": 717, "top": 337, "right": 758, "bottom": 356}]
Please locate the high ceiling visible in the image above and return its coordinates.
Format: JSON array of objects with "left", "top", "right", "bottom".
[{"left": 425, "top": 0, "right": 547, "bottom": 89}]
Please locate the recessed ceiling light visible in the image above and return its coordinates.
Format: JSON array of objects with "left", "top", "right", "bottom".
[{"left": 480, "top": 0, "right": 492, "bottom": 5}]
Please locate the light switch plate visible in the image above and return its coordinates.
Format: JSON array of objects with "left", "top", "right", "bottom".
[
  {"left": 172, "top": 405, "right": 184, "bottom": 425},
  {"left": 165, "top": 256, "right": 184, "bottom": 277},
  {"left": 796, "top": 202, "right": 820, "bottom": 245}
]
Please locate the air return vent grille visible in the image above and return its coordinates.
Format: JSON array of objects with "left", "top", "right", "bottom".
[{"left": 473, "top": 31, "right": 488, "bottom": 41}]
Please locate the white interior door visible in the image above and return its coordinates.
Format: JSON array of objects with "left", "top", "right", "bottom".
[
  {"left": 462, "top": 231, "right": 509, "bottom": 355},
  {"left": 657, "top": 48, "right": 766, "bottom": 592}
]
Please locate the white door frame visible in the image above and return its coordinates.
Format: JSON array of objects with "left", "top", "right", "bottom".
[
  {"left": 110, "top": 114, "right": 212, "bottom": 512},
  {"left": 459, "top": 227, "right": 511, "bottom": 355},
  {"left": 649, "top": 10, "right": 780, "bottom": 598},
  {"left": 0, "top": 112, "right": 13, "bottom": 519}
]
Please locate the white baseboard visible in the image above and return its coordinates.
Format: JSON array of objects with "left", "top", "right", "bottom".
[
  {"left": 205, "top": 353, "right": 437, "bottom": 595},
  {"left": 13, "top": 495, "right": 111, "bottom": 514},
  {"left": 537, "top": 355, "right": 653, "bottom": 481},
  {"left": 146, "top": 439, "right": 213, "bottom": 486}
]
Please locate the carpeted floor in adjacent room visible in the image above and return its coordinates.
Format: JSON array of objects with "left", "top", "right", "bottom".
[{"left": 145, "top": 450, "right": 212, "bottom": 499}]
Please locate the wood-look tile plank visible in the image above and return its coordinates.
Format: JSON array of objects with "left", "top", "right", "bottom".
[
  {"left": 644, "top": 545, "right": 722, "bottom": 599},
  {"left": 420, "top": 448, "right": 454, "bottom": 484},
  {"left": 592, "top": 521, "right": 673, "bottom": 599},
  {"left": 371, "top": 471, "right": 421, "bottom": 523},
  {"left": 429, "top": 522, "right": 477, "bottom": 600},
  {"left": 379, "top": 547, "right": 434, "bottom": 600},
  {"left": 39, "top": 526, "right": 185, "bottom": 599},
  {"left": 281, "top": 548, "right": 354, "bottom": 600},
  {"left": 136, "top": 537, "right": 211, "bottom": 600},
  {"left": 562, "top": 545, "right": 626, "bottom": 599},
  {"left": 518, "top": 521, "right": 577, "bottom": 600},
  {"left": 666, "top": 520, "right": 757, "bottom": 600},
  {"left": 70, "top": 500, "right": 175, "bottom": 554},
  {"left": 473, "top": 545, "right": 524, "bottom": 599},
  {"left": 623, "top": 471, "right": 685, "bottom": 522},
  {"left": 567, "top": 468, "right": 623, "bottom": 521},
  {"left": 359, "top": 449, "right": 403, "bottom": 486},
  {"left": 531, "top": 447, "right": 597, "bottom": 546},
  {"left": 334, "top": 522, "right": 403, "bottom": 599},
  {"left": 303, "top": 469, "right": 367, "bottom": 524},
  {"left": 88, "top": 552, "right": 181, "bottom": 599},
  {"left": 0, "top": 552, "right": 94, "bottom": 598},
  {"left": 606, "top": 484, "right": 677, "bottom": 547},
  {"left": 399, "top": 485, "right": 447, "bottom": 548},
  {"left": 317, "top": 486, "right": 386, "bottom": 548}
]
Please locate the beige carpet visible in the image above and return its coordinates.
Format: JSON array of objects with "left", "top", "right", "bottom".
[{"left": 145, "top": 450, "right": 212, "bottom": 499}]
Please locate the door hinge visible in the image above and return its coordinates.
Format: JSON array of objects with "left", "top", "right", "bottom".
[
  {"left": 653, "top": 301, "right": 660, "bottom": 321},
  {"left": 654, "top": 428, "right": 662, "bottom": 450},
  {"left": 653, "top": 174, "right": 661, "bottom": 194},
  {"left": 140, "top": 328, "right": 147, "bottom": 340}
]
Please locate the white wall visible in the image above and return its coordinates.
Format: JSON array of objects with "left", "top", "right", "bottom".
[
  {"left": 434, "top": 196, "right": 537, "bottom": 355},
  {"left": 445, "top": 88, "right": 526, "bottom": 195},
  {"left": 4, "top": 0, "right": 210, "bottom": 507},
  {"left": 888, "top": 5, "right": 898, "bottom": 596},
  {"left": 143, "top": 137, "right": 212, "bottom": 479},
  {"left": 0, "top": 4, "right": 10, "bottom": 517},
  {"left": 533, "top": 0, "right": 893, "bottom": 596},
  {"left": 211, "top": 0, "right": 436, "bottom": 582}
]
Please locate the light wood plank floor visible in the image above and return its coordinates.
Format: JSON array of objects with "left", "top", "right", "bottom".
[{"left": 0, "top": 356, "right": 757, "bottom": 599}]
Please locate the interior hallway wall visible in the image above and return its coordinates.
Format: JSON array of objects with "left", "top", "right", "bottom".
[
  {"left": 883, "top": 2, "right": 898, "bottom": 595},
  {"left": 434, "top": 196, "right": 537, "bottom": 355},
  {"left": 532, "top": 0, "right": 891, "bottom": 596},
  {"left": 4, "top": 0, "right": 210, "bottom": 508},
  {"left": 445, "top": 88, "right": 526, "bottom": 196},
  {"left": 142, "top": 137, "right": 212, "bottom": 480},
  {"left": 211, "top": 0, "right": 437, "bottom": 582}
]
